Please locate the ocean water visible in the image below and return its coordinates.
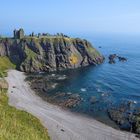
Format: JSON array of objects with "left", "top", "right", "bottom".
[{"left": 28, "top": 34, "right": 140, "bottom": 128}]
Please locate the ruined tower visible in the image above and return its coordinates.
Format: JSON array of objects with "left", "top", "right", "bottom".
[{"left": 13, "top": 28, "right": 24, "bottom": 39}]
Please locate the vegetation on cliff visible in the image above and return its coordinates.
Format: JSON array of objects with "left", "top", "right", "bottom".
[{"left": 0, "top": 36, "right": 104, "bottom": 73}]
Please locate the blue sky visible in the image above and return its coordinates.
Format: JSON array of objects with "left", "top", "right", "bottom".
[{"left": 0, "top": 0, "right": 140, "bottom": 36}]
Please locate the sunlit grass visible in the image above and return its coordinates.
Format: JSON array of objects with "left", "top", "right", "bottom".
[
  {"left": 0, "top": 56, "right": 50, "bottom": 140},
  {"left": 0, "top": 89, "right": 50, "bottom": 140},
  {"left": 0, "top": 57, "right": 15, "bottom": 78}
]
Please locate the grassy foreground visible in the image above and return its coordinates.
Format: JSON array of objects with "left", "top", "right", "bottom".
[
  {"left": 0, "top": 56, "right": 50, "bottom": 140},
  {"left": 0, "top": 90, "right": 50, "bottom": 140}
]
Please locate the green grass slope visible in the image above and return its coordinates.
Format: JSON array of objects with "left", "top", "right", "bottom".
[
  {"left": 0, "top": 56, "right": 50, "bottom": 140},
  {"left": 0, "top": 57, "right": 16, "bottom": 77},
  {"left": 0, "top": 90, "right": 50, "bottom": 140}
]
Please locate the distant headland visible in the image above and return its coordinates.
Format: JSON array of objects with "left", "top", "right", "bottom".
[{"left": 0, "top": 28, "right": 104, "bottom": 72}]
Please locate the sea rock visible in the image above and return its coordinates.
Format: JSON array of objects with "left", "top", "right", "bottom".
[
  {"left": 108, "top": 54, "right": 127, "bottom": 64},
  {"left": 117, "top": 56, "right": 127, "bottom": 62},
  {"left": 108, "top": 54, "right": 117, "bottom": 64}
]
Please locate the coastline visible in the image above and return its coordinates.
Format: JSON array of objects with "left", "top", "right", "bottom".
[{"left": 6, "top": 70, "right": 138, "bottom": 140}]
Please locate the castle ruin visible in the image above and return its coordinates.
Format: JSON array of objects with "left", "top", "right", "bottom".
[{"left": 13, "top": 28, "right": 24, "bottom": 39}]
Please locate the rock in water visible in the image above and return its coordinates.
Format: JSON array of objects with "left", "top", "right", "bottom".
[
  {"left": 0, "top": 36, "right": 104, "bottom": 72},
  {"left": 108, "top": 54, "right": 127, "bottom": 64},
  {"left": 117, "top": 56, "right": 127, "bottom": 62},
  {"left": 108, "top": 54, "right": 117, "bottom": 64}
]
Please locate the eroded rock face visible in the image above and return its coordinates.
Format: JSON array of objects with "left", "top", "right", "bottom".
[{"left": 0, "top": 37, "right": 104, "bottom": 72}]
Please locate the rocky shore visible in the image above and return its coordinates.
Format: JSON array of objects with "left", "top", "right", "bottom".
[
  {"left": 6, "top": 70, "right": 138, "bottom": 140},
  {"left": 108, "top": 101, "right": 140, "bottom": 138},
  {"left": 27, "top": 70, "right": 140, "bottom": 138}
]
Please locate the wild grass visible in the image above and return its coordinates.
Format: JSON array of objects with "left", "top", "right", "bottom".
[
  {"left": 0, "top": 57, "right": 16, "bottom": 77},
  {"left": 0, "top": 56, "right": 50, "bottom": 140},
  {"left": 0, "top": 89, "right": 50, "bottom": 140}
]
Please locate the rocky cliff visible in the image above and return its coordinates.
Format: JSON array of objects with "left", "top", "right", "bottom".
[{"left": 0, "top": 36, "right": 104, "bottom": 72}]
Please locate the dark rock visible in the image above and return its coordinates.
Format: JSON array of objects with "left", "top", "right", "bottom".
[
  {"left": 61, "top": 129, "right": 65, "bottom": 132},
  {"left": 109, "top": 54, "right": 117, "bottom": 60},
  {"left": 117, "top": 56, "right": 127, "bottom": 62},
  {"left": 108, "top": 54, "right": 127, "bottom": 64},
  {"left": 108, "top": 54, "right": 117, "bottom": 64},
  {"left": 132, "top": 115, "right": 140, "bottom": 134},
  {"left": 108, "top": 101, "right": 140, "bottom": 135},
  {"left": 108, "top": 108, "right": 125, "bottom": 125},
  {"left": 62, "top": 94, "right": 81, "bottom": 108}
]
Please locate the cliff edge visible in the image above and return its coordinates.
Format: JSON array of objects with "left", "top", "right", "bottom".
[{"left": 0, "top": 36, "right": 104, "bottom": 72}]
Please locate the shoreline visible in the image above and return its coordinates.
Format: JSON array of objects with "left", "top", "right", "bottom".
[{"left": 6, "top": 70, "right": 138, "bottom": 140}]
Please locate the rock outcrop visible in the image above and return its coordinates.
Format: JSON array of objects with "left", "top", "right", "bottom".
[
  {"left": 108, "top": 54, "right": 127, "bottom": 64},
  {"left": 108, "top": 100, "right": 140, "bottom": 136},
  {"left": 0, "top": 36, "right": 104, "bottom": 72}
]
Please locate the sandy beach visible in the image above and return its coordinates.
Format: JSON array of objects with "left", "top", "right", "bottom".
[{"left": 6, "top": 70, "right": 138, "bottom": 140}]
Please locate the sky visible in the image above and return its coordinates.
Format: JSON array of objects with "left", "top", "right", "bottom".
[{"left": 0, "top": 0, "right": 140, "bottom": 36}]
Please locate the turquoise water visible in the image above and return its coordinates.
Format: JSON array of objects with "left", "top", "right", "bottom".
[{"left": 29, "top": 34, "right": 140, "bottom": 127}]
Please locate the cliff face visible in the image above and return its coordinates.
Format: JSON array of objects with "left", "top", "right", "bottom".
[{"left": 0, "top": 37, "right": 104, "bottom": 72}]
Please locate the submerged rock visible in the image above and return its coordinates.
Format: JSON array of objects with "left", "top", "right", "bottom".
[
  {"left": 108, "top": 108, "right": 127, "bottom": 126},
  {"left": 90, "top": 96, "right": 98, "bottom": 104},
  {"left": 108, "top": 100, "right": 140, "bottom": 134},
  {"left": 62, "top": 94, "right": 81, "bottom": 108}
]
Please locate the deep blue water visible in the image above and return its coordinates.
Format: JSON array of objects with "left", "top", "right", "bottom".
[{"left": 30, "top": 34, "right": 140, "bottom": 127}]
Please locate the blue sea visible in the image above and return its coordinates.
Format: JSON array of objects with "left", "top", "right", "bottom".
[{"left": 29, "top": 34, "right": 140, "bottom": 128}]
